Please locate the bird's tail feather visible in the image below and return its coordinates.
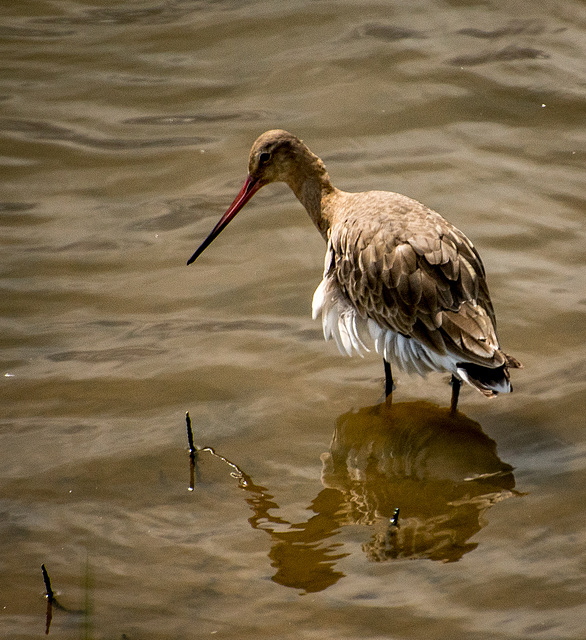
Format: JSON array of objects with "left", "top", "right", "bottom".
[
  {"left": 456, "top": 361, "right": 514, "bottom": 398},
  {"left": 504, "top": 353, "right": 523, "bottom": 369}
]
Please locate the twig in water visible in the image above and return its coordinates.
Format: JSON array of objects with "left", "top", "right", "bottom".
[
  {"left": 390, "top": 508, "right": 400, "bottom": 528},
  {"left": 197, "top": 446, "right": 252, "bottom": 488},
  {"left": 186, "top": 411, "right": 198, "bottom": 490},
  {"left": 41, "top": 564, "right": 54, "bottom": 602},
  {"left": 185, "top": 411, "right": 196, "bottom": 454},
  {"left": 40, "top": 562, "right": 87, "bottom": 634},
  {"left": 184, "top": 411, "right": 253, "bottom": 489},
  {"left": 42, "top": 564, "right": 56, "bottom": 635}
]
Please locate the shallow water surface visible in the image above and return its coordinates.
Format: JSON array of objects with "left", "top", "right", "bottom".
[{"left": 1, "top": 1, "right": 585, "bottom": 638}]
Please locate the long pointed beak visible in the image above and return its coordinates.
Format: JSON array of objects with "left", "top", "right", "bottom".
[{"left": 187, "top": 175, "right": 262, "bottom": 265}]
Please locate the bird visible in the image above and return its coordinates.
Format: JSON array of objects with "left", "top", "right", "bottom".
[{"left": 187, "top": 130, "right": 521, "bottom": 412}]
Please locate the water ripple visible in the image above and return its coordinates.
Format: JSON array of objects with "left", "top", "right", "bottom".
[
  {"left": 47, "top": 347, "right": 165, "bottom": 363},
  {"left": 349, "top": 22, "right": 425, "bottom": 41},
  {"left": 0, "top": 25, "right": 75, "bottom": 38},
  {"left": 124, "top": 111, "right": 272, "bottom": 126},
  {"left": 0, "top": 118, "right": 213, "bottom": 151},
  {"left": 35, "top": 5, "right": 194, "bottom": 27},
  {"left": 0, "top": 202, "right": 36, "bottom": 213},
  {"left": 449, "top": 45, "right": 550, "bottom": 66},
  {"left": 128, "top": 197, "right": 223, "bottom": 232},
  {"left": 457, "top": 20, "right": 549, "bottom": 39}
]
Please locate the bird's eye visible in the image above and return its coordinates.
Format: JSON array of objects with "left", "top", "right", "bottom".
[{"left": 258, "top": 151, "right": 271, "bottom": 165}]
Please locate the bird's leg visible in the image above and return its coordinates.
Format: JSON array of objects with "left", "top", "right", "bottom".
[
  {"left": 384, "top": 359, "right": 394, "bottom": 399},
  {"left": 450, "top": 375, "right": 461, "bottom": 416}
]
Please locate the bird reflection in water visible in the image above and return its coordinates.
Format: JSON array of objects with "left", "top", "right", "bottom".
[
  {"left": 322, "top": 400, "right": 517, "bottom": 564},
  {"left": 203, "top": 400, "right": 518, "bottom": 592}
]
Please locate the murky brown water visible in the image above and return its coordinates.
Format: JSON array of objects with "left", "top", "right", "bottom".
[{"left": 2, "top": 1, "right": 585, "bottom": 638}]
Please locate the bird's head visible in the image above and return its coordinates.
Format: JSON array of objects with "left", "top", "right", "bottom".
[{"left": 187, "top": 129, "right": 322, "bottom": 265}]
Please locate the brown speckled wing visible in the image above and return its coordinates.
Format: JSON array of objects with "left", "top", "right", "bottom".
[{"left": 328, "top": 193, "right": 505, "bottom": 367}]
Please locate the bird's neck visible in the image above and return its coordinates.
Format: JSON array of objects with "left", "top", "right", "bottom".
[{"left": 286, "top": 160, "right": 335, "bottom": 240}]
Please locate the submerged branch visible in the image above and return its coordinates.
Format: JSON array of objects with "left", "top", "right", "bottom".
[
  {"left": 185, "top": 411, "right": 196, "bottom": 453},
  {"left": 41, "top": 564, "right": 54, "bottom": 602},
  {"left": 184, "top": 411, "right": 252, "bottom": 489},
  {"left": 390, "top": 508, "right": 400, "bottom": 528},
  {"left": 41, "top": 564, "right": 53, "bottom": 635}
]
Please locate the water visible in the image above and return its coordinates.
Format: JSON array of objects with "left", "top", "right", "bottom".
[{"left": 1, "top": 0, "right": 585, "bottom": 638}]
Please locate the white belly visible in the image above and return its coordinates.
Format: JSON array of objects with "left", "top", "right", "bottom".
[
  {"left": 311, "top": 274, "right": 459, "bottom": 376},
  {"left": 311, "top": 274, "right": 511, "bottom": 398}
]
